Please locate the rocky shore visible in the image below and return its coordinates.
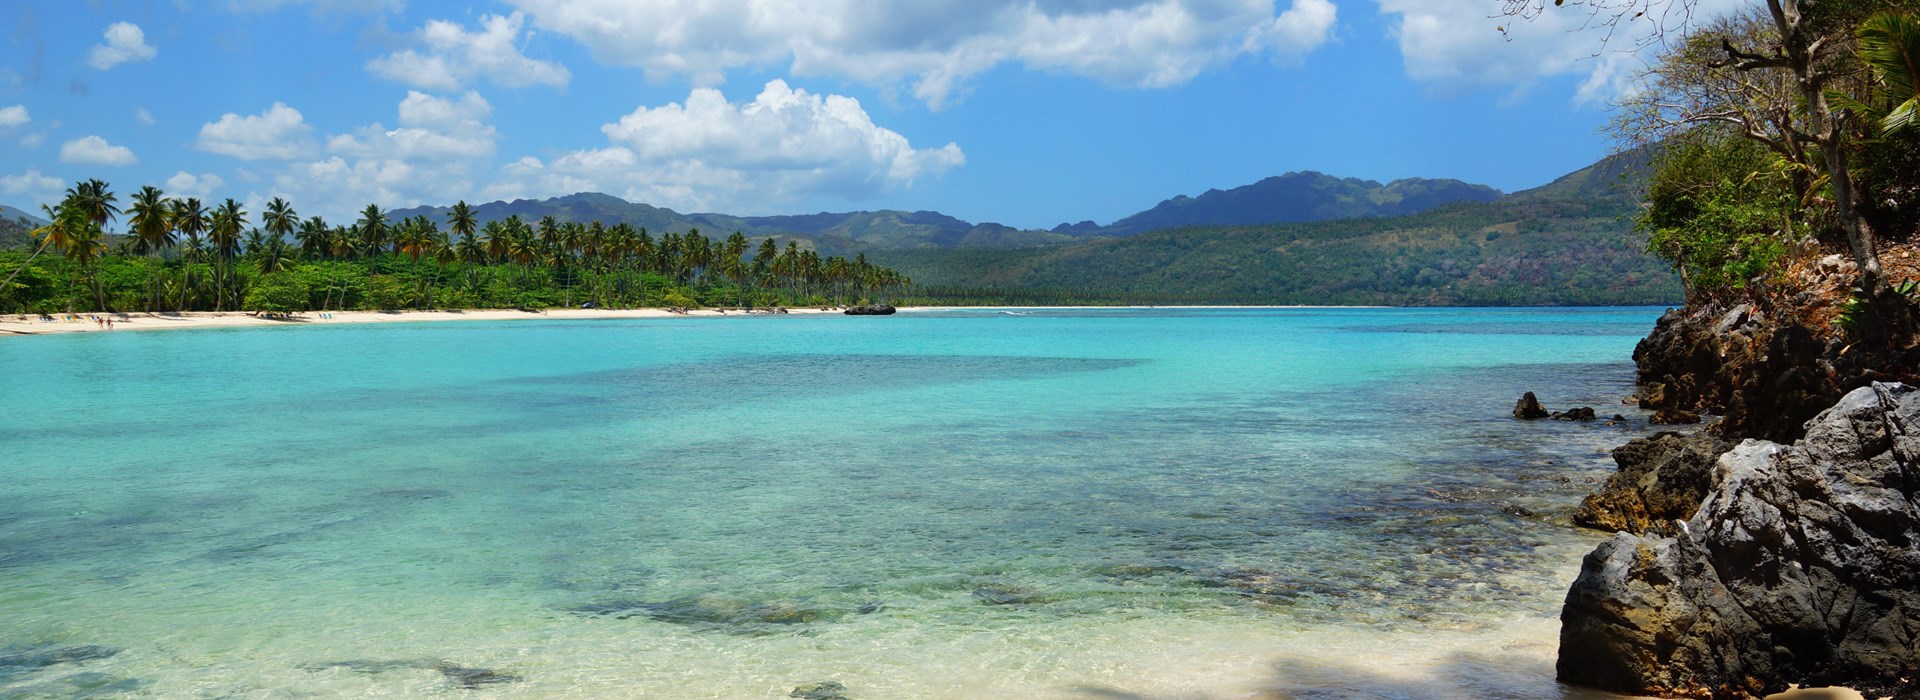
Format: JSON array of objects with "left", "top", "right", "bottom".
[{"left": 1556, "top": 250, "right": 1920, "bottom": 698}]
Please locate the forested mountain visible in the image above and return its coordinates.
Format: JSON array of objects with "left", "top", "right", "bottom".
[
  {"left": 1077, "top": 172, "right": 1503, "bottom": 236},
  {"left": 387, "top": 171, "right": 1508, "bottom": 255},
  {"left": 390, "top": 194, "right": 1073, "bottom": 256},
  {"left": 875, "top": 154, "right": 1677, "bottom": 306},
  {"left": 0, "top": 204, "right": 45, "bottom": 227}
]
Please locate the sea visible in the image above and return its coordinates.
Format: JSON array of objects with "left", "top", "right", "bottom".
[{"left": 0, "top": 307, "right": 1662, "bottom": 698}]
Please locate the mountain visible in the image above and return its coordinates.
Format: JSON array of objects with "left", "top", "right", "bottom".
[
  {"left": 0, "top": 204, "right": 46, "bottom": 227},
  {"left": 1073, "top": 172, "right": 1504, "bottom": 236},
  {"left": 389, "top": 194, "right": 1075, "bottom": 256},
  {"left": 873, "top": 155, "right": 1675, "bottom": 306}
]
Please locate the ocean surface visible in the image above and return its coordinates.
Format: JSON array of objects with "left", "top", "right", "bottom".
[{"left": 0, "top": 307, "right": 1662, "bottom": 699}]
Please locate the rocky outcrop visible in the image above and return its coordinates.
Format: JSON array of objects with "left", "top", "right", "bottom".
[
  {"left": 1514, "top": 392, "right": 1550, "bottom": 419},
  {"left": 844, "top": 304, "right": 896, "bottom": 316},
  {"left": 1573, "top": 431, "right": 1732, "bottom": 536},
  {"left": 1557, "top": 383, "right": 1920, "bottom": 698}
]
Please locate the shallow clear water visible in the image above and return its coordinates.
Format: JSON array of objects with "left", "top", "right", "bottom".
[{"left": 0, "top": 307, "right": 1661, "bottom": 699}]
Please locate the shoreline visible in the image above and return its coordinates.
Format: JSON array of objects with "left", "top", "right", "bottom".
[{"left": 0, "top": 307, "right": 847, "bottom": 336}]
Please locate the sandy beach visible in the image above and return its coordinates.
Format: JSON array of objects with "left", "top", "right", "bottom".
[{"left": 0, "top": 307, "right": 850, "bottom": 336}]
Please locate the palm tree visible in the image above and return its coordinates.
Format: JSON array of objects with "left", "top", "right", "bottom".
[
  {"left": 1858, "top": 12, "right": 1920, "bottom": 135},
  {"left": 209, "top": 199, "right": 247, "bottom": 311},
  {"left": 263, "top": 197, "right": 297, "bottom": 242},
  {"left": 357, "top": 203, "right": 389, "bottom": 261},
  {"left": 69, "top": 179, "right": 120, "bottom": 232},
  {"left": 171, "top": 197, "right": 210, "bottom": 311},
  {"left": 255, "top": 236, "right": 295, "bottom": 275},
  {"left": 296, "top": 216, "right": 330, "bottom": 259},
  {"left": 2, "top": 202, "right": 75, "bottom": 308},
  {"left": 126, "top": 185, "right": 176, "bottom": 309},
  {"left": 447, "top": 201, "right": 477, "bottom": 243}
]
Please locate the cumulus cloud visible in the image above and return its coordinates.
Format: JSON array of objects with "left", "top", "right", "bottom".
[
  {"left": 507, "top": 0, "right": 1336, "bottom": 108},
  {"left": 1, "top": 170, "right": 65, "bottom": 205},
  {"left": 266, "top": 92, "right": 506, "bottom": 220},
  {"left": 60, "top": 136, "right": 138, "bottom": 167},
  {"left": 0, "top": 105, "right": 26, "bottom": 128},
  {"left": 494, "top": 80, "right": 964, "bottom": 212},
  {"left": 368, "top": 12, "right": 569, "bottom": 91},
  {"left": 328, "top": 90, "right": 500, "bottom": 161},
  {"left": 1377, "top": 0, "right": 1746, "bottom": 103},
  {"left": 88, "top": 22, "right": 157, "bottom": 70},
  {"left": 197, "top": 102, "right": 318, "bottom": 160},
  {"left": 165, "top": 171, "right": 228, "bottom": 199}
]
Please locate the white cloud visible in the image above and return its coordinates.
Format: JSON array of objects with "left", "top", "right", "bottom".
[
  {"left": 1377, "top": 0, "right": 1746, "bottom": 103},
  {"left": 135, "top": 108, "right": 155, "bottom": 126},
  {"left": 328, "top": 90, "right": 500, "bottom": 161},
  {"left": 507, "top": 0, "right": 1336, "bottom": 108},
  {"left": 59, "top": 136, "right": 138, "bottom": 167},
  {"left": 88, "top": 22, "right": 157, "bottom": 71},
  {"left": 165, "top": 171, "right": 227, "bottom": 199},
  {"left": 0, "top": 105, "right": 26, "bottom": 128},
  {"left": 196, "top": 102, "right": 318, "bottom": 160},
  {"left": 368, "top": 12, "right": 570, "bottom": 91},
  {"left": 496, "top": 80, "right": 964, "bottom": 212},
  {"left": 19, "top": 133, "right": 45, "bottom": 149},
  {"left": 1, "top": 170, "right": 65, "bottom": 208},
  {"left": 265, "top": 92, "right": 506, "bottom": 221}
]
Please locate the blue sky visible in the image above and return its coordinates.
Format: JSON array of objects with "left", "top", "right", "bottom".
[{"left": 0, "top": 1, "right": 1731, "bottom": 230}]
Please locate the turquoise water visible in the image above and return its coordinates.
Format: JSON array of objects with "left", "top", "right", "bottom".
[{"left": 0, "top": 307, "right": 1659, "bottom": 698}]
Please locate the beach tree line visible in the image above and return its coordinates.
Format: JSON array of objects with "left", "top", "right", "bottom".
[{"left": 0, "top": 182, "right": 911, "bottom": 314}]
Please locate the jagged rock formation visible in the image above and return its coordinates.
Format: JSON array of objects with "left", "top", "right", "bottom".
[
  {"left": 1634, "top": 252, "right": 1920, "bottom": 443},
  {"left": 1558, "top": 383, "right": 1920, "bottom": 699},
  {"left": 1514, "top": 391, "right": 1550, "bottom": 419},
  {"left": 1573, "top": 431, "right": 1733, "bottom": 536}
]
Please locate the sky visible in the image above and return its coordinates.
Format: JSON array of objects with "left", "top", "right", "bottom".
[{"left": 0, "top": 0, "right": 1738, "bottom": 230}]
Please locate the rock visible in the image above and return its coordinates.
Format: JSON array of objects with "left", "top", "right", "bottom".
[
  {"left": 1649, "top": 408, "right": 1701, "bottom": 425},
  {"left": 1501, "top": 504, "right": 1540, "bottom": 519},
  {"left": 843, "top": 304, "right": 896, "bottom": 316},
  {"left": 0, "top": 644, "right": 120, "bottom": 671},
  {"left": 791, "top": 681, "right": 851, "bottom": 699},
  {"left": 1557, "top": 383, "right": 1920, "bottom": 699},
  {"left": 302, "top": 659, "right": 523, "bottom": 689},
  {"left": 1513, "top": 391, "right": 1550, "bottom": 419},
  {"left": 1551, "top": 407, "right": 1597, "bottom": 421},
  {"left": 971, "top": 584, "right": 1047, "bottom": 605},
  {"left": 1572, "top": 431, "right": 1731, "bottom": 535}
]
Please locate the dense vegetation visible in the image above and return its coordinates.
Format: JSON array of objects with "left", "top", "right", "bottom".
[
  {"left": 880, "top": 195, "right": 1677, "bottom": 306},
  {"left": 1610, "top": 1, "right": 1920, "bottom": 325},
  {"left": 0, "top": 184, "right": 909, "bottom": 315}
]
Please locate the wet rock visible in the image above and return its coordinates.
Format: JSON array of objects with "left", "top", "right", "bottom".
[
  {"left": 570, "top": 595, "right": 839, "bottom": 631},
  {"left": 1512, "top": 392, "right": 1550, "bottom": 419},
  {"left": 791, "top": 680, "right": 851, "bottom": 699},
  {"left": 1558, "top": 383, "right": 1920, "bottom": 699},
  {"left": 0, "top": 644, "right": 121, "bottom": 672},
  {"left": 1648, "top": 408, "right": 1701, "bottom": 425},
  {"left": 971, "top": 584, "right": 1048, "bottom": 606},
  {"left": 843, "top": 304, "right": 896, "bottom": 316},
  {"left": 1501, "top": 504, "right": 1539, "bottom": 519},
  {"left": 301, "top": 658, "right": 523, "bottom": 689},
  {"left": 1572, "top": 431, "right": 1732, "bottom": 535},
  {"left": 1550, "top": 407, "right": 1596, "bottom": 421}
]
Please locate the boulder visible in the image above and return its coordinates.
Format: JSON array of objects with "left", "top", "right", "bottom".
[
  {"left": 1513, "top": 392, "right": 1550, "bottom": 419},
  {"left": 1650, "top": 408, "right": 1702, "bottom": 425},
  {"left": 1557, "top": 383, "right": 1920, "bottom": 699},
  {"left": 791, "top": 681, "right": 851, "bottom": 699},
  {"left": 843, "top": 304, "right": 896, "bottom": 316},
  {"left": 1552, "top": 407, "right": 1598, "bottom": 421},
  {"left": 1571, "top": 431, "right": 1731, "bottom": 535}
]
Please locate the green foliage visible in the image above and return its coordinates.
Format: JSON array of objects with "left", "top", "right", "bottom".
[
  {"left": 1639, "top": 132, "right": 1795, "bottom": 297},
  {"left": 244, "top": 273, "right": 307, "bottom": 313},
  {"left": 875, "top": 196, "right": 1680, "bottom": 306}
]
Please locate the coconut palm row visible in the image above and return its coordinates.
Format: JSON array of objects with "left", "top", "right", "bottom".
[{"left": 7, "top": 179, "right": 911, "bottom": 313}]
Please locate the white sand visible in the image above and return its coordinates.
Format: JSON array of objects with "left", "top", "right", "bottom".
[{"left": 0, "top": 307, "right": 847, "bottom": 336}]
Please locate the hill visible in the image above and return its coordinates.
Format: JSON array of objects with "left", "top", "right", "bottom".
[
  {"left": 873, "top": 153, "right": 1676, "bottom": 306},
  {"left": 389, "top": 194, "right": 1073, "bottom": 256},
  {"left": 1081, "top": 172, "right": 1503, "bottom": 236}
]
